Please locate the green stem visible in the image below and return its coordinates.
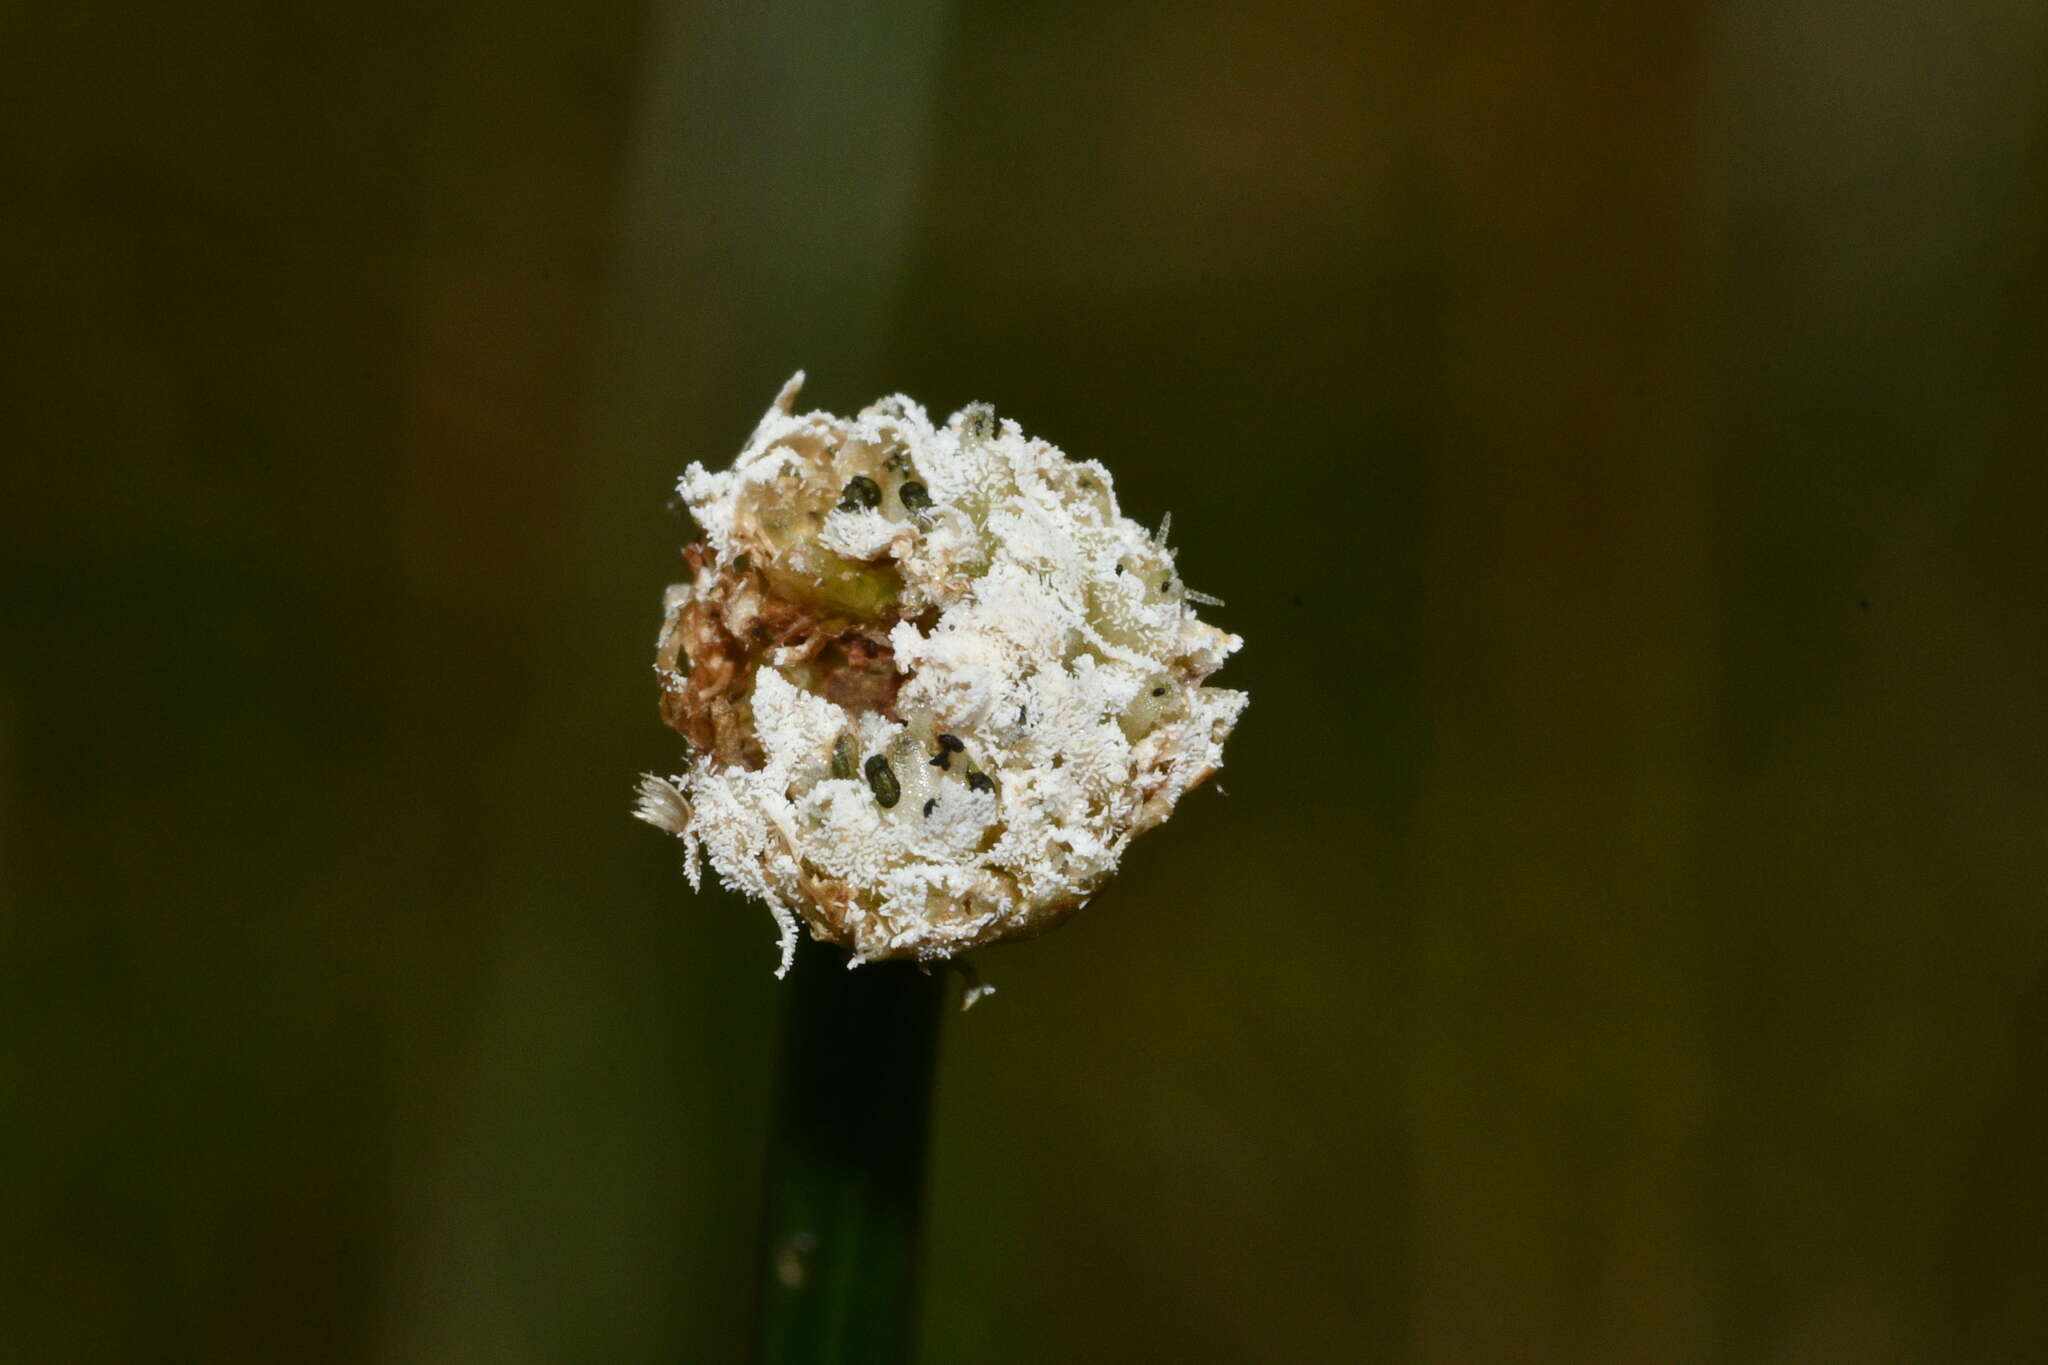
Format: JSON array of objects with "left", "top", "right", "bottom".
[{"left": 754, "top": 937, "right": 947, "bottom": 1364}]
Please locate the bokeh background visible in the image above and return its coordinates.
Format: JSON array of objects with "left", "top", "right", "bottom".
[{"left": 6, "top": 0, "right": 2047, "bottom": 1360}]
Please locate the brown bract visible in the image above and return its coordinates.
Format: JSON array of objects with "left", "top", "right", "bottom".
[{"left": 657, "top": 541, "right": 907, "bottom": 770}]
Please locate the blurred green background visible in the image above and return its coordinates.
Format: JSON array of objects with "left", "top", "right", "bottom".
[{"left": 6, "top": 0, "right": 2047, "bottom": 1360}]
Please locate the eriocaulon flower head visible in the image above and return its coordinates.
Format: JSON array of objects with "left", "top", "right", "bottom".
[{"left": 635, "top": 374, "right": 1246, "bottom": 975}]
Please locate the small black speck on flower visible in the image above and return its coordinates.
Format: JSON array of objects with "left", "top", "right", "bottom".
[
  {"left": 864, "top": 754, "right": 900, "bottom": 808},
  {"left": 922, "top": 798, "right": 937, "bottom": 817},
  {"left": 966, "top": 771, "right": 994, "bottom": 795},
  {"left": 937, "top": 733, "right": 964, "bottom": 752},
  {"left": 838, "top": 475, "right": 882, "bottom": 511},
  {"left": 1160, "top": 576, "right": 1172, "bottom": 592},
  {"left": 1114, "top": 562, "right": 1125, "bottom": 575},
  {"left": 898, "top": 480, "right": 933, "bottom": 514},
  {"left": 1151, "top": 686, "right": 1167, "bottom": 697},
  {"left": 930, "top": 733, "right": 963, "bottom": 768},
  {"left": 1016, "top": 704, "right": 1027, "bottom": 726}
]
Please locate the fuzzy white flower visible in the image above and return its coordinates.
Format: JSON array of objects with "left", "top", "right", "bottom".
[{"left": 637, "top": 374, "right": 1246, "bottom": 974}]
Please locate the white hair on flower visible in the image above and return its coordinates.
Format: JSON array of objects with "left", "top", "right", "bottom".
[{"left": 636, "top": 374, "right": 1246, "bottom": 974}]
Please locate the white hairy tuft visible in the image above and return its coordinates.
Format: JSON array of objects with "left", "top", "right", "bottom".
[{"left": 641, "top": 374, "right": 1246, "bottom": 972}]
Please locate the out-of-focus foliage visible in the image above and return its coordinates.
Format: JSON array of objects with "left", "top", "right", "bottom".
[{"left": 4, "top": 1, "right": 2045, "bottom": 1361}]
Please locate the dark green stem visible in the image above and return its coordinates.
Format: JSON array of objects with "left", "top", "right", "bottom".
[{"left": 754, "top": 937, "right": 947, "bottom": 1364}]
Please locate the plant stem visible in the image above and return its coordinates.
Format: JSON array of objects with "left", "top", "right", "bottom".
[{"left": 754, "top": 936, "right": 947, "bottom": 1364}]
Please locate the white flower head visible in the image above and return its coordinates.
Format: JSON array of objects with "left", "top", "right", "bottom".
[{"left": 637, "top": 373, "right": 1246, "bottom": 975}]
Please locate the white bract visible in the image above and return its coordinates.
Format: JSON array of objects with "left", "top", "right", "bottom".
[{"left": 636, "top": 374, "right": 1246, "bottom": 974}]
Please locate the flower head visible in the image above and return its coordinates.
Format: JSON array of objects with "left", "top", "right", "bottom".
[{"left": 637, "top": 374, "right": 1246, "bottom": 974}]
